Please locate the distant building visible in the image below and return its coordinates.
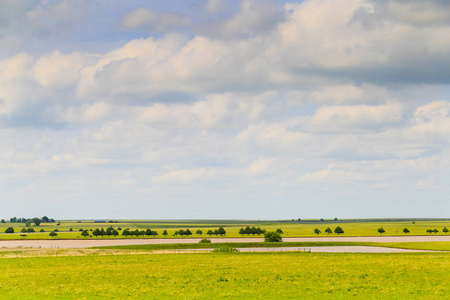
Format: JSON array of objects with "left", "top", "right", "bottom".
[{"left": 94, "top": 220, "right": 106, "bottom": 223}]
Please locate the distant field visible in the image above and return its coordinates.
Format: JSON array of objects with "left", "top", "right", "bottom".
[
  {"left": 0, "top": 252, "right": 448, "bottom": 298},
  {"left": 0, "top": 219, "right": 449, "bottom": 239}
]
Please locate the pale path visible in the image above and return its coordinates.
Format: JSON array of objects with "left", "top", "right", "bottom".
[
  {"left": 157, "top": 246, "right": 431, "bottom": 253},
  {"left": 1, "top": 235, "right": 450, "bottom": 249}
]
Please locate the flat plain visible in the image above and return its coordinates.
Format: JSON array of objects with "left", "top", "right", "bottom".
[{"left": 0, "top": 252, "right": 448, "bottom": 299}]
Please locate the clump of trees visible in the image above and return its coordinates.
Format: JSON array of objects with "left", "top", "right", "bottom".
[
  {"left": 264, "top": 231, "right": 282, "bottom": 242},
  {"left": 5, "top": 227, "right": 14, "bottom": 233},
  {"left": 121, "top": 228, "right": 157, "bottom": 237},
  {"left": 21, "top": 227, "right": 35, "bottom": 233},
  {"left": 206, "top": 227, "right": 227, "bottom": 236},
  {"left": 93, "top": 227, "right": 120, "bottom": 237},
  {"left": 174, "top": 229, "right": 192, "bottom": 237},
  {"left": 426, "top": 229, "right": 439, "bottom": 234},
  {"left": 238, "top": 226, "right": 265, "bottom": 236}
]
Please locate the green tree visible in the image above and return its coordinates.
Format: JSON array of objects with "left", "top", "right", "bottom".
[
  {"left": 196, "top": 230, "right": 203, "bottom": 235},
  {"left": 32, "top": 217, "right": 41, "bottom": 226},
  {"left": 1, "top": 219, "right": 5, "bottom": 223},
  {"left": 69, "top": 228, "right": 73, "bottom": 232},
  {"left": 334, "top": 226, "right": 344, "bottom": 235},
  {"left": 21, "top": 228, "right": 27, "bottom": 233},
  {"left": 207, "top": 230, "right": 213, "bottom": 236},
  {"left": 185, "top": 229, "right": 192, "bottom": 237},
  {"left": 112, "top": 230, "right": 119, "bottom": 237},
  {"left": 145, "top": 228, "right": 152, "bottom": 237},
  {"left": 403, "top": 228, "right": 410, "bottom": 234},
  {"left": 81, "top": 230, "right": 89, "bottom": 237},
  {"left": 276, "top": 228, "right": 283, "bottom": 234},
  {"left": 244, "top": 226, "right": 251, "bottom": 235},
  {"left": 378, "top": 227, "right": 385, "bottom": 234},
  {"left": 162, "top": 230, "right": 168, "bottom": 237},
  {"left": 314, "top": 228, "right": 321, "bottom": 235},
  {"left": 5, "top": 227, "right": 14, "bottom": 233},
  {"left": 93, "top": 228, "right": 100, "bottom": 237},
  {"left": 264, "top": 231, "right": 282, "bottom": 242},
  {"left": 49, "top": 231, "right": 57, "bottom": 238},
  {"left": 40, "top": 229, "right": 45, "bottom": 232},
  {"left": 325, "top": 227, "right": 332, "bottom": 234},
  {"left": 443, "top": 227, "right": 449, "bottom": 234},
  {"left": 217, "top": 227, "right": 226, "bottom": 236},
  {"left": 25, "top": 219, "right": 32, "bottom": 227},
  {"left": 239, "top": 228, "right": 245, "bottom": 235}
]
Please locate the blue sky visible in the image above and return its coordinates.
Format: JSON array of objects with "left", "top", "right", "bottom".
[{"left": 1, "top": 0, "right": 450, "bottom": 220}]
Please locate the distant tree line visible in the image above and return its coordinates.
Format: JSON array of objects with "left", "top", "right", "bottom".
[
  {"left": 122, "top": 228, "right": 157, "bottom": 237},
  {"left": 206, "top": 227, "right": 227, "bottom": 236},
  {"left": 238, "top": 226, "right": 267, "bottom": 236},
  {"left": 9, "top": 216, "right": 55, "bottom": 226},
  {"left": 314, "top": 226, "right": 344, "bottom": 235},
  {"left": 92, "top": 226, "right": 120, "bottom": 237}
]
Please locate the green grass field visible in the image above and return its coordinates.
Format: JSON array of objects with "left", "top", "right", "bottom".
[
  {"left": 0, "top": 252, "right": 448, "bottom": 299},
  {"left": 1, "top": 219, "right": 450, "bottom": 239}
]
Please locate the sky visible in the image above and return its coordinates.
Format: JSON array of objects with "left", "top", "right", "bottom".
[{"left": 1, "top": 0, "right": 450, "bottom": 220}]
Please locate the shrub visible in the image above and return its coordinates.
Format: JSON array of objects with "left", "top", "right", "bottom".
[
  {"left": 378, "top": 228, "right": 385, "bottom": 234},
  {"left": 264, "top": 231, "right": 282, "bottom": 242},
  {"left": 199, "top": 238, "right": 211, "bottom": 243},
  {"left": 212, "top": 247, "right": 239, "bottom": 253}
]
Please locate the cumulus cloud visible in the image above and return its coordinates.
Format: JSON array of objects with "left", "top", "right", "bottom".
[
  {"left": 372, "top": 0, "right": 450, "bottom": 27},
  {"left": 1, "top": 0, "right": 450, "bottom": 218},
  {"left": 199, "top": 0, "right": 283, "bottom": 38},
  {"left": 205, "top": 0, "right": 225, "bottom": 13},
  {"left": 26, "top": 0, "right": 89, "bottom": 39},
  {"left": 122, "top": 7, "right": 191, "bottom": 32}
]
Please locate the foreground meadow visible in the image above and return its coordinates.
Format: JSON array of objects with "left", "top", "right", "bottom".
[{"left": 0, "top": 252, "right": 448, "bottom": 299}]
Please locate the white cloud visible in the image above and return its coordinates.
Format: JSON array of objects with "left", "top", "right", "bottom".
[
  {"left": 200, "top": 0, "right": 283, "bottom": 38},
  {"left": 122, "top": 7, "right": 190, "bottom": 32},
  {"left": 206, "top": 0, "right": 225, "bottom": 13},
  {"left": 2, "top": 0, "right": 450, "bottom": 218}
]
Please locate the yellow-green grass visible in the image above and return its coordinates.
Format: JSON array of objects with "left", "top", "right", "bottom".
[
  {"left": 94, "top": 241, "right": 374, "bottom": 251},
  {"left": 373, "top": 242, "right": 450, "bottom": 251},
  {"left": 96, "top": 241, "right": 450, "bottom": 252},
  {"left": 1, "top": 219, "right": 450, "bottom": 239},
  {"left": 0, "top": 252, "right": 448, "bottom": 298}
]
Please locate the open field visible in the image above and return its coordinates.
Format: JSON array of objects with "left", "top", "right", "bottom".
[
  {"left": 1, "top": 219, "right": 450, "bottom": 240},
  {"left": 0, "top": 252, "right": 448, "bottom": 298}
]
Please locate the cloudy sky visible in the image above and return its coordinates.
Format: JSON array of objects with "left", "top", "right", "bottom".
[{"left": 1, "top": 0, "right": 450, "bottom": 220}]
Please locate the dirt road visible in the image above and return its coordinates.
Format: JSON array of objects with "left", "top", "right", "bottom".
[{"left": 1, "top": 235, "right": 449, "bottom": 249}]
